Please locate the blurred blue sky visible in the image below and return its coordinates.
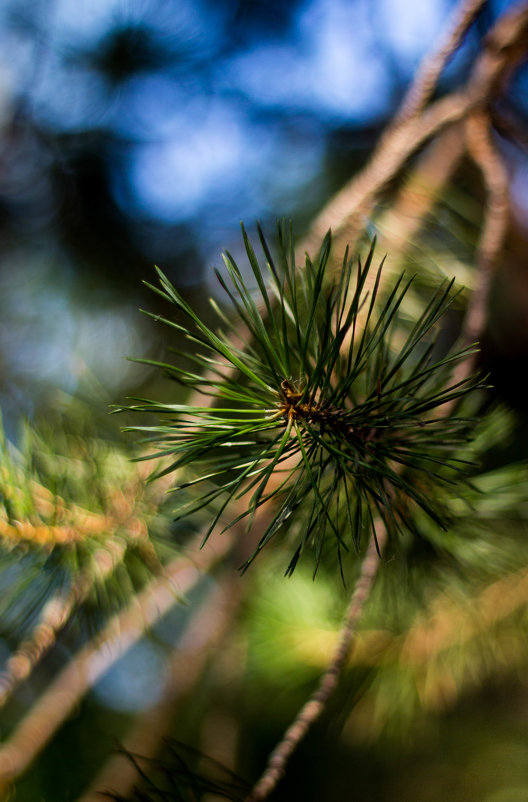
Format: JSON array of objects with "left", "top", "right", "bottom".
[
  {"left": 0, "top": 0, "right": 523, "bottom": 417},
  {"left": 0, "top": 0, "right": 463, "bottom": 229}
]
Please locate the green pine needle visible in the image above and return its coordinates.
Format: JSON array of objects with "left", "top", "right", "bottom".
[{"left": 123, "top": 222, "right": 485, "bottom": 574}]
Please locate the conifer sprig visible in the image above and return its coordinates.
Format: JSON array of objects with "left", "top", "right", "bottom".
[{"left": 124, "top": 223, "right": 484, "bottom": 574}]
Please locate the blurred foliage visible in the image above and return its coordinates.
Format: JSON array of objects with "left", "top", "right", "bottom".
[
  {"left": 0, "top": 1, "right": 528, "bottom": 801},
  {"left": 0, "top": 402, "right": 181, "bottom": 643}
]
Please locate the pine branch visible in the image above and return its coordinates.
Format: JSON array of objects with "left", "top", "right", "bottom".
[
  {"left": 123, "top": 219, "right": 484, "bottom": 799},
  {"left": 0, "top": 537, "right": 128, "bottom": 710},
  {"left": 124, "top": 225, "right": 484, "bottom": 575},
  {"left": 99, "top": 7, "right": 526, "bottom": 799},
  {"left": 0, "top": 418, "right": 177, "bottom": 711}
]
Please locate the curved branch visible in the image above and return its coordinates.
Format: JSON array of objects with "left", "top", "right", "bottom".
[
  {"left": 303, "top": 1, "right": 528, "bottom": 255},
  {"left": 391, "top": 0, "right": 486, "bottom": 126}
]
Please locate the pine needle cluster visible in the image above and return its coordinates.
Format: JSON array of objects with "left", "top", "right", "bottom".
[{"left": 124, "top": 223, "right": 484, "bottom": 575}]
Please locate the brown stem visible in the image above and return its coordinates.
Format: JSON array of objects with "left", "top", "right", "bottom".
[
  {"left": 391, "top": 0, "right": 486, "bottom": 126},
  {"left": 246, "top": 526, "right": 386, "bottom": 802},
  {"left": 76, "top": 577, "right": 242, "bottom": 802},
  {"left": 0, "top": 531, "right": 233, "bottom": 788},
  {"left": 462, "top": 110, "right": 510, "bottom": 346},
  {"left": 303, "top": 1, "right": 528, "bottom": 256}
]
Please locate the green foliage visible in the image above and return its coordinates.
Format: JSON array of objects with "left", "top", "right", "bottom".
[
  {"left": 122, "top": 222, "right": 484, "bottom": 575},
  {"left": 0, "top": 408, "right": 174, "bottom": 636}
]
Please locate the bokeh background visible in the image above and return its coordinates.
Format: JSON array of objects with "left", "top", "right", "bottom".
[
  {"left": 1, "top": 1, "right": 528, "bottom": 800},
  {"left": 1, "top": 0, "right": 526, "bottom": 426}
]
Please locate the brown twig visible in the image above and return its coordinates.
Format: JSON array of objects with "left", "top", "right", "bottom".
[
  {"left": 246, "top": 526, "right": 386, "bottom": 802},
  {"left": 303, "top": 1, "right": 528, "bottom": 256},
  {"left": 391, "top": 0, "right": 486, "bottom": 126},
  {"left": 0, "top": 530, "right": 233, "bottom": 789},
  {"left": 461, "top": 110, "right": 510, "bottom": 346},
  {"left": 76, "top": 576, "right": 242, "bottom": 802}
]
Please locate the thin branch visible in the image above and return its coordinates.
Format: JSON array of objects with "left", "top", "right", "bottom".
[
  {"left": 246, "top": 525, "right": 387, "bottom": 802},
  {"left": 461, "top": 110, "right": 510, "bottom": 346},
  {"left": 303, "top": 1, "right": 528, "bottom": 255},
  {"left": 76, "top": 576, "right": 242, "bottom": 802},
  {"left": 0, "top": 531, "right": 233, "bottom": 789},
  {"left": 391, "top": 0, "right": 486, "bottom": 126}
]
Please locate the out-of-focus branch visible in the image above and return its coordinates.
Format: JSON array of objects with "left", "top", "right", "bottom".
[
  {"left": 246, "top": 527, "right": 387, "bottom": 802},
  {"left": 303, "top": 1, "right": 528, "bottom": 256},
  {"left": 461, "top": 110, "right": 510, "bottom": 345},
  {"left": 392, "top": 0, "right": 486, "bottom": 126},
  {"left": 375, "top": 123, "right": 466, "bottom": 256},
  {"left": 0, "top": 530, "right": 233, "bottom": 790},
  {"left": 0, "top": 540, "right": 123, "bottom": 710},
  {"left": 76, "top": 577, "right": 242, "bottom": 802}
]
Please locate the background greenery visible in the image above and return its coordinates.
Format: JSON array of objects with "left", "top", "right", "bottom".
[{"left": 0, "top": 1, "right": 528, "bottom": 800}]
